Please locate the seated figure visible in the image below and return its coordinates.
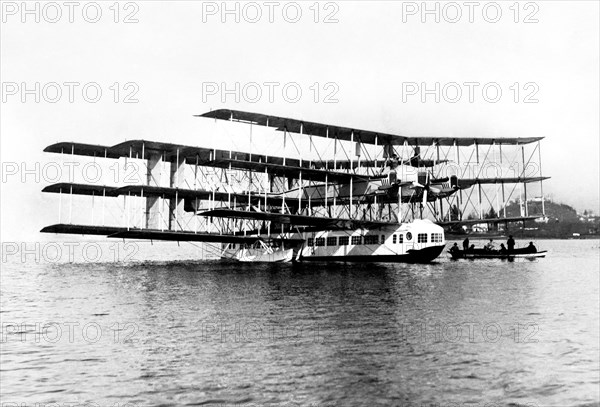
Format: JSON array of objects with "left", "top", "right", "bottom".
[{"left": 526, "top": 242, "right": 537, "bottom": 253}]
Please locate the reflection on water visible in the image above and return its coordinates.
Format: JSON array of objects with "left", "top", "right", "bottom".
[{"left": 1, "top": 240, "right": 598, "bottom": 406}]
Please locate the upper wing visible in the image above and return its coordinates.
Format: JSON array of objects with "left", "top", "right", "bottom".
[{"left": 199, "top": 109, "right": 544, "bottom": 147}]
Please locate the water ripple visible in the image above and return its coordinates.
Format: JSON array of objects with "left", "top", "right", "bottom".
[{"left": 1, "top": 239, "right": 598, "bottom": 406}]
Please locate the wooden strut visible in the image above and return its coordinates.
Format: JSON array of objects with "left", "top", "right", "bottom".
[
  {"left": 69, "top": 146, "right": 74, "bottom": 224},
  {"left": 42, "top": 119, "right": 549, "bottom": 249},
  {"left": 522, "top": 145, "right": 528, "bottom": 216},
  {"left": 538, "top": 141, "right": 545, "bottom": 216}
]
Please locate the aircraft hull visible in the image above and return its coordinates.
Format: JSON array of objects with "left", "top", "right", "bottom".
[
  {"left": 295, "top": 219, "right": 446, "bottom": 264},
  {"left": 298, "top": 244, "right": 446, "bottom": 264},
  {"left": 223, "top": 247, "right": 294, "bottom": 262},
  {"left": 237, "top": 248, "right": 294, "bottom": 262}
]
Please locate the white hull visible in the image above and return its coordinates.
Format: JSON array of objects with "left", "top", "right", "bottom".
[
  {"left": 221, "top": 220, "right": 446, "bottom": 264},
  {"left": 295, "top": 219, "right": 446, "bottom": 263},
  {"left": 224, "top": 247, "right": 294, "bottom": 263}
]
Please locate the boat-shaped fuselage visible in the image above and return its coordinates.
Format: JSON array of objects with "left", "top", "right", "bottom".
[{"left": 222, "top": 219, "right": 446, "bottom": 263}]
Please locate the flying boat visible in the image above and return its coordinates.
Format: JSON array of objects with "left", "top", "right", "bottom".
[{"left": 40, "top": 109, "right": 549, "bottom": 263}]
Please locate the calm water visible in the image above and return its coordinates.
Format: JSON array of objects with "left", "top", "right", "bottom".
[{"left": 1, "top": 239, "right": 599, "bottom": 406}]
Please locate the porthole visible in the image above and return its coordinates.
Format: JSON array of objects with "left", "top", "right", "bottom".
[{"left": 406, "top": 232, "right": 412, "bottom": 241}]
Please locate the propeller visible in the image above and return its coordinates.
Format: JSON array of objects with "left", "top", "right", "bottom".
[
  {"left": 378, "top": 170, "right": 455, "bottom": 203},
  {"left": 409, "top": 171, "right": 440, "bottom": 204}
]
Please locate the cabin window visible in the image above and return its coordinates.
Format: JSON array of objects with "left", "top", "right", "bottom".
[
  {"left": 364, "top": 235, "right": 378, "bottom": 245},
  {"left": 307, "top": 238, "right": 314, "bottom": 247},
  {"left": 431, "top": 233, "right": 443, "bottom": 243},
  {"left": 315, "top": 237, "right": 325, "bottom": 247},
  {"left": 327, "top": 236, "right": 338, "bottom": 246},
  {"left": 339, "top": 236, "right": 349, "bottom": 246},
  {"left": 417, "top": 233, "right": 428, "bottom": 243},
  {"left": 381, "top": 235, "right": 385, "bottom": 244},
  {"left": 231, "top": 244, "right": 236, "bottom": 249},
  {"left": 392, "top": 234, "right": 397, "bottom": 244},
  {"left": 398, "top": 234, "right": 404, "bottom": 244},
  {"left": 406, "top": 232, "right": 412, "bottom": 241},
  {"left": 351, "top": 235, "right": 362, "bottom": 245}
]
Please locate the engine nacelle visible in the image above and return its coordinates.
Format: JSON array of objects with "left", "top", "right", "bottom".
[{"left": 450, "top": 175, "right": 458, "bottom": 189}]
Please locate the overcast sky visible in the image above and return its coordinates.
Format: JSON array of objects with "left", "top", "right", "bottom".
[{"left": 1, "top": 1, "right": 599, "bottom": 241}]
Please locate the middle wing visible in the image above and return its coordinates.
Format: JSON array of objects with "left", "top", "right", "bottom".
[
  {"left": 43, "top": 140, "right": 380, "bottom": 184},
  {"left": 457, "top": 177, "right": 549, "bottom": 188},
  {"left": 200, "top": 209, "right": 395, "bottom": 231},
  {"left": 438, "top": 215, "right": 542, "bottom": 227}
]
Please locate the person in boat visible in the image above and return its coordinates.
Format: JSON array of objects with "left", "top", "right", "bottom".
[
  {"left": 462, "top": 237, "right": 470, "bottom": 251},
  {"left": 526, "top": 241, "right": 537, "bottom": 253},
  {"left": 484, "top": 239, "right": 495, "bottom": 251},
  {"left": 449, "top": 243, "right": 460, "bottom": 255},
  {"left": 499, "top": 243, "right": 508, "bottom": 254},
  {"left": 507, "top": 235, "right": 515, "bottom": 253},
  {"left": 469, "top": 244, "right": 475, "bottom": 252}
]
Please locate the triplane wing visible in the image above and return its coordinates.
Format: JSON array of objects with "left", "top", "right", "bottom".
[
  {"left": 200, "top": 209, "right": 395, "bottom": 230},
  {"left": 41, "top": 224, "right": 263, "bottom": 244},
  {"left": 40, "top": 109, "right": 550, "bottom": 262},
  {"left": 200, "top": 109, "right": 544, "bottom": 146}
]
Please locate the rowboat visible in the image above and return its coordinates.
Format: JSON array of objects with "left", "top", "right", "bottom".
[{"left": 449, "top": 248, "right": 547, "bottom": 260}]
